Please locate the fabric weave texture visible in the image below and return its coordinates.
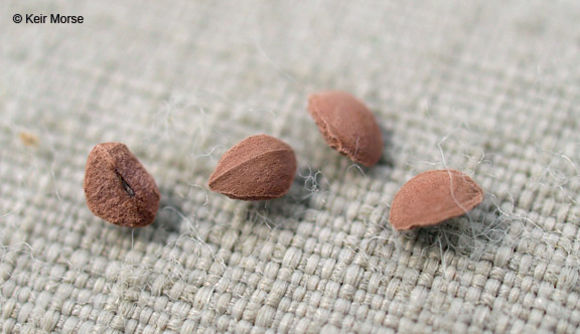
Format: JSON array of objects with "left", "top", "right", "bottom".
[{"left": 1, "top": 1, "right": 579, "bottom": 333}]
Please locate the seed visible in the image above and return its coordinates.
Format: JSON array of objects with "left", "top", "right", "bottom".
[
  {"left": 208, "top": 134, "right": 297, "bottom": 200},
  {"left": 84, "top": 142, "right": 160, "bottom": 227},
  {"left": 307, "top": 91, "right": 383, "bottom": 167},
  {"left": 389, "top": 169, "right": 484, "bottom": 230}
]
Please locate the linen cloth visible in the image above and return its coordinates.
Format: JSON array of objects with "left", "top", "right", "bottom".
[{"left": 1, "top": 1, "right": 579, "bottom": 333}]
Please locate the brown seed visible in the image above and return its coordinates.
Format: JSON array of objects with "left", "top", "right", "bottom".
[
  {"left": 389, "top": 169, "right": 484, "bottom": 231},
  {"left": 84, "top": 142, "right": 160, "bottom": 227},
  {"left": 307, "top": 91, "right": 383, "bottom": 167},
  {"left": 208, "top": 134, "right": 297, "bottom": 200}
]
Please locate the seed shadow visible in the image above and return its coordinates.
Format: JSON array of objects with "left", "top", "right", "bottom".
[
  {"left": 395, "top": 195, "right": 508, "bottom": 259},
  {"left": 112, "top": 185, "right": 192, "bottom": 247},
  {"left": 376, "top": 125, "right": 395, "bottom": 169},
  {"left": 243, "top": 166, "right": 329, "bottom": 226}
]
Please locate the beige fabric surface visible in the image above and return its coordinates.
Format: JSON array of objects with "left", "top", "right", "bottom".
[{"left": 1, "top": 1, "right": 580, "bottom": 333}]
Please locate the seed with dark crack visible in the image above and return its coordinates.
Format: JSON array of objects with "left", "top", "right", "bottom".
[
  {"left": 84, "top": 142, "right": 160, "bottom": 227},
  {"left": 389, "top": 169, "right": 484, "bottom": 230},
  {"left": 208, "top": 134, "right": 297, "bottom": 200}
]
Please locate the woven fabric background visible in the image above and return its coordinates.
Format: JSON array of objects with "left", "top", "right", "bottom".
[{"left": 1, "top": 1, "right": 579, "bottom": 333}]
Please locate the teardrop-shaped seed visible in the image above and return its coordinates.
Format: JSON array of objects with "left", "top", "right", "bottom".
[
  {"left": 389, "top": 169, "right": 483, "bottom": 230},
  {"left": 308, "top": 91, "right": 383, "bottom": 167},
  {"left": 84, "top": 142, "right": 160, "bottom": 227},
  {"left": 208, "top": 134, "right": 297, "bottom": 200}
]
